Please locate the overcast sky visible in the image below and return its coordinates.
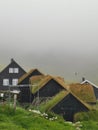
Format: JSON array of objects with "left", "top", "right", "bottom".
[{"left": 0, "top": 0, "right": 98, "bottom": 83}]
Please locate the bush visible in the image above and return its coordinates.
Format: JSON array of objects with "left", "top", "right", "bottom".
[{"left": 74, "top": 110, "right": 98, "bottom": 122}]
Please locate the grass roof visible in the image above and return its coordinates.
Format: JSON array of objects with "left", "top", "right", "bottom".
[
  {"left": 68, "top": 83, "right": 96, "bottom": 103},
  {"left": 40, "top": 90, "right": 69, "bottom": 112},
  {"left": 18, "top": 69, "right": 43, "bottom": 84},
  {"left": 30, "top": 75, "right": 67, "bottom": 94},
  {"left": 41, "top": 90, "right": 92, "bottom": 112}
]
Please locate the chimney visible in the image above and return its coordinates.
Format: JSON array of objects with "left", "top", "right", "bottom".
[
  {"left": 82, "top": 77, "right": 85, "bottom": 82},
  {"left": 11, "top": 58, "right": 14, "bottom": 63}
]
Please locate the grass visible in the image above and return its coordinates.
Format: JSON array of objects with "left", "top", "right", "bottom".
[
  {"left": 1, "top": 104, "right": 98, "bottom": 130},
  {"left": 0, "top": 104, "right": 75, "bottom": 130},
  {"left": 40, "top": 90, "right": 68, "bottom": 112},
  {"left": 74, "top": 110, "right": 98, "bottom": 130}
]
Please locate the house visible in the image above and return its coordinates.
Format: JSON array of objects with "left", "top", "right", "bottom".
[
  {"left": 0, "top": 58, "right": 26, "bottom": 91},
  {"left": 30, "top": 75, "right": 67, "bottom": 101},
  {"left": 18, "top": 69, "right": 44, "bottom": 103},
  {"left": 68, "top": 83, "right": 96, "bottom": 105},
  {"left": 42, "top": 90, "right": 92, "bottom": 121},
  {"left": 81, "top": 79, "right": 98, "bottom": 100}
]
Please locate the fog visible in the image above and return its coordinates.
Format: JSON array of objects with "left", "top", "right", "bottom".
[{"left": 0, "top": 0, "right": 98, "bottom": 83}]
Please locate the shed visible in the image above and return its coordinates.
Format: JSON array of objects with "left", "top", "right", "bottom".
[
  {"left": 43, "top": 90, "right": 92, "bottom": 121},
  {"left": 30, "top": 75, "right": 67, "bottom": 99},
  {"left": 17, "top": 69, "right": 43, "bottom": 103}
]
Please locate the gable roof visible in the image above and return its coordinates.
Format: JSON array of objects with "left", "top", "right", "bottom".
[
  {"left": 81, "top": 79, "right": 98, "bottom": 88},
  {"left": 30, "top": 75, "right": 67, "bottom": 94},
  {"left": 0, "top": 58, "right": 26, "bottom": 74},
  {"left": 18, "top": 68, "right": 44, "bottom": 84},
  {"left": 42, "top": 90, "right": 92, "bottom": 112},
  {"left": 67, "top": 83, "right": 96, "bottom": 103}
]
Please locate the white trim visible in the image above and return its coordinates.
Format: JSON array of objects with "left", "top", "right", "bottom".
[{"left": 81, "top": 79, "right": 98, "bottom": 88}]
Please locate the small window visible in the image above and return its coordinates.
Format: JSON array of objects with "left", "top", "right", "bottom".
[
  {"left": 12, "top": 79, "right": 18, "bottom": 86},
  {"left": 3, "top": 79, "right": 9, "bottom": 86},
  {"left": 9, "top": 68, "right": 14, "bottom": 73},
  {"left": 14, "top": 68, "right": 19, "bottom": 73}
]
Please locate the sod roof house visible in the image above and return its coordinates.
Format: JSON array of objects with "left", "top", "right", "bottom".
[
  {"left": 17, "top": 69, "right": 44, "bottom": 103},
  {"left": 67, "top": 83, "right": 96, "bottom": 105},
  {"left": 30, "top": 75, "right": 67, "bottom": 99},
  {"left": 43, "top": 90, "right": 92, "bottom": 121},
  {"left": 0, "top": 59, "right": 26, "bottom": 91},
  {"left": 81, "top": 79, "right": 98, "bottom": 100}
]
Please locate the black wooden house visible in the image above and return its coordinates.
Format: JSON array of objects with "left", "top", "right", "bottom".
[
  {"left": 31, "top": 75, "right": 67, "bottom": 101},
  {"left": 0, "top": 59, "right": 26, "bottom": 91},
  {"left": 43, "top": 90, "right": 91, "bottom": 121},
  {"left": 18, "top": 69, "right": 43, "bottom": 103}
]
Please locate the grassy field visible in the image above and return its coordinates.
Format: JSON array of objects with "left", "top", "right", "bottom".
[
  {"left": 0, "top": 104, "right": 75, "bottom": 130},
  {"left": 1, "top": 104, "right": 98, "bottom": 130}
]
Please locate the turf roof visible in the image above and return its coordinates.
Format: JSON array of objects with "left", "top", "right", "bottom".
[
  {"left": 42, "top": 90, "right": 92, "bottom": 112},
  {"left": 68, "top": 83, "right": 96, "bottom": 103},
  {"left": 18, "top": 69, "right": 43, "bottom": 84},
  {"left": 30, "top": 75, "right": 67, "bottom": 94}
]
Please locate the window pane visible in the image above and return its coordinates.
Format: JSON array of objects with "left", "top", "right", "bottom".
[
  {"left": 9, "top": 68, "right": 13, "bottom": 73},
  {"left": 14, "top": 68, "right": 19, "bottom": 73},
  {"left": 3, "top": 79, "right": 9, "bottom": 86},
  {"left": 12, "top": 79, "right": 18, "bottom": 86}
]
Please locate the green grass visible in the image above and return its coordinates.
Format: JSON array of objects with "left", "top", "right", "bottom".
[
  {"left": 0, "top": 104, "right": 75, "bottom": 130},
  {"left": 40, "top": 90, "right": 68, "bottom": 112},
  {"left": 74, "top": 110, "right": 98, "bottom": 130},
  {"left": 1, "top": 104, "right": 98, "bottom": 130}
]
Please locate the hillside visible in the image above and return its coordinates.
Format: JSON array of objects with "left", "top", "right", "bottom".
[
  {"left": 0, "top": 105, "right": 75, "bottom": 130},
  {"left": 1, "top": 104, "right": 98, "bottom": 130}
]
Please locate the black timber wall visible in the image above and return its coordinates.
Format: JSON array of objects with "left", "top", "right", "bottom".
[
  {"left": 18, "top": 70, "right": 42, "bottom": 85},
  {"left": 35, "top": 79, "right": 65, "bottom": 97},
  {"left": 0, "top": 60, "right": 26, "bottom": 89},
  {"left": 18, "top": 86, "right": 34, "bottom": 103},
  {"left": 18, "top": 70, "right": 42, "bottom": 103},
  {"left": 92, "top": 86, "right": 98, "bottom": 100},
  {"left": 51, "top": 94, "right": 89, "bottom": 121}
]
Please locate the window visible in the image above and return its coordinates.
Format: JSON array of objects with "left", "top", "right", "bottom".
[
  {"left": 14, "top": 68, "right": 19, "bottom": 73},
  {"left": 3, "top": 79, "right": 9, "bottom": 86},
  {"left": 9, "top": 68, "right": 19, "bottom": 73},
  {"left": 9, "top": 68, "right": 14, "bottom": 73},
  {"left": 12, "top": 79, "right": 18, "bottom": 86}
]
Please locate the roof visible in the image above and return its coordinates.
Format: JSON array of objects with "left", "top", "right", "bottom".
[
  {"left": 42, "top": 90, "right": 69, "bottom": 111},
  {"left": 67, "top": 83, "right": 96, "bottom": 103},
  {"left": 18, "top": 69, "right": 44, "bottom": 84},
  {"left": 0, "top": 58, "right": 26, "bottom": 74},
  {"left": 42, "top": 90, "right": 92, "bottom": 112},
  {"left": 30, "top": 75, "right": 67, "bottom": 94},
  {"left": 81, "top": 79, "right": 98, "bottom": 88}
]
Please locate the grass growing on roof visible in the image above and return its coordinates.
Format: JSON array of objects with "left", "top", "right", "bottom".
[
  {"left": 40, "top": 90, "right": 69, "bottom": 112},
  {"left": 69, "top": 83, "right": 96, "bottom": 103}
]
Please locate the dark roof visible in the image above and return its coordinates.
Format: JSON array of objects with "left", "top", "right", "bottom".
[{"left": 0, "top": 58, "right": 26, "bottom": 74}]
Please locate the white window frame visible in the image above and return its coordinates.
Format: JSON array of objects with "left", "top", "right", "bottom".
[
  {"left": 14, "top": 68, "right": 19, "bottom": 73},
  {"left": 12, "top": 79, "right": 18, "bottom": 86},
  {"left": 9, "top": 68, "right": 14, "bottom": 73},
  {"left": 3, "top": 79, "right": 9, "bottom": 86}
]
